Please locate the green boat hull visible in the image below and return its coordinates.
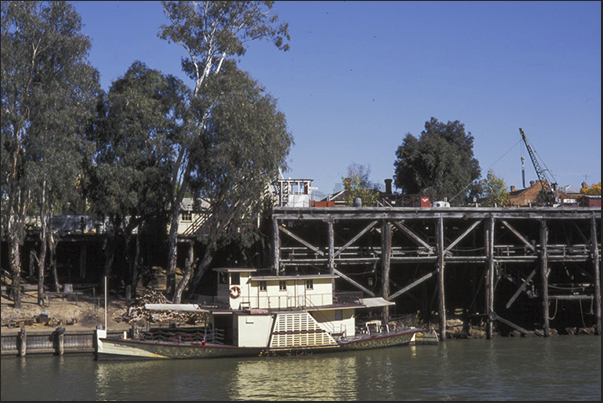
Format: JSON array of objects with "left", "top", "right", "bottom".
[{"left": 97, "top": 328, "right": 425, "bottom": 360}]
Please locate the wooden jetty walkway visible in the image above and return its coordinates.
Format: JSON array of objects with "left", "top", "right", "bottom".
[
  {"left": 1, "top": 328, "right": 124, "bottom": 357},
  {"left": 270, "top": 206, "right": 601, "bottom": 340}
]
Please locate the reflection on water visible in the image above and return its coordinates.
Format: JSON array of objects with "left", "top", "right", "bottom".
[
  {"left": 94, "top": 359, "right": 230, "bottom": 400},
  {"left": 229, "top": 355, "right": 359, "bottom": 401},
  {"left": 95, "top": 360, "right": 166, "bottom": 401},
  {"left": 1, "top": 337, "right": 600, "bottom": 401}
]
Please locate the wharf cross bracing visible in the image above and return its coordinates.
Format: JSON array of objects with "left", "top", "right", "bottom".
[{"left": 270, "top": 206, "right": 601, "bottom": 340}]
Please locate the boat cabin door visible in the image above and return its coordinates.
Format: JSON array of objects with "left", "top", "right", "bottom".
[{"left": 214, "top": 268, "right": 256, "bottom": 310}]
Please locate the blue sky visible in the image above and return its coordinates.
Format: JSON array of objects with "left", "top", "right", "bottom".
[{"left": 72, "top": 1, "right": 601, "bottom": 199}]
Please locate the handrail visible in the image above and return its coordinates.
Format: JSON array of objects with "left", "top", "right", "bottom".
[
  {"left": 195, "top": 291, "right": 363, "bottom": 311},
  {"left": 139, "top": 326, "right": 223, "bottom": 344},
  {"left": 300, "top": 295, "right": 336, "bottom": 333}
]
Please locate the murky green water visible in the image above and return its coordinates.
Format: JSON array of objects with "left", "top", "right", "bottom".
[{"left": 2, "top": 336, "right": 600, "bottom": 401}]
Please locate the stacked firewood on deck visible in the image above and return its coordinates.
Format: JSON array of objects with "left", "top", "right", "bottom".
[{"left": 115, "top": 290, "right": 209, "bottom": 325}]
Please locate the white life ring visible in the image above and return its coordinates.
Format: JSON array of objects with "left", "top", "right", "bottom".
[{"left": 230, "top": 286, "right": 241, "bottom": 299}]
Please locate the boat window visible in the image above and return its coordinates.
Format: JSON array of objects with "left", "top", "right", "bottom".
[
  {"left": 335, "top": 310, "right": 342, "bottom": 320},
  {"left": 306, "top": 279, "right": 313, "bottom": 290},
  {"left": 279, "top": 280, "right": 286, "bottom": 291},
  {"left": 259, "top": 281, "right": 267, "bottom": 291},
  {"left": 218, "top": 272, "right": 227, "bottom": 284},
  {"left": 231, "top": 272, "right": 240, "bottom": 285}
]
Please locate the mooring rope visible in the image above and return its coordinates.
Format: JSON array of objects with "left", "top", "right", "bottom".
[
  {"left": 579, "top": 298, "right": 587, "bottom": 329},
  {"left": 548, "top": 298, "right": 558, "bottom": 320}
]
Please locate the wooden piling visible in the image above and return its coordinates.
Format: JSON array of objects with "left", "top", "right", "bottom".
[
  {"left": 328, "top": 220, "right": 335, "bottom": 288},
  {"left": 436, "top": 217, "right": 446, "bottom": 341},
  {"left": 269, "top": 206, "right": 601, "bottom": 335},
  {"left": 381, "top": 221, "right": 392, "bottom": 322},
  {"left": 591, "top": 214, "right": 601, "bottom": 335},
  {"left": 540, "top": 220, "right": 550, "bottom": 337},
  {"left": 486, "top": 216, "right": 495, "bottom": 339},
  {"left": 272, "top": 218, "right": 280, "bottom": 274},
  {"left": 55, "top": 332, "right": 64, "bottom": 356},
  {"left": 18, "top": 327, "right": 26, "bottom": 357}
]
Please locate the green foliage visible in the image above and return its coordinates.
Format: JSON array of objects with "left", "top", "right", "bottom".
[
  {"left": 343, "top": 163, "right": 379, "bottom": 206},
  {"left": 2, "top": 0, "right": 100, "bottom": 214},
  {"left": 189, "top": 61, "right": 293, "bottom": 247},
  {"left": 393, "top": 117, "right": 481, "bottom": 205},
  {"left": 159, "top": 1, "right": 292, "bottom": 300},
  {"left": 84, "top": 61, "right": 187, "bottom": 229},
  {"left": 2, "top": 1, "right": 100, "bottom": 306},
  {"left": 479, "top": 169, "right": 510, "bottom": 207},
  {"left": 159, "top": 1, "right": 289, "bottom": 94}
]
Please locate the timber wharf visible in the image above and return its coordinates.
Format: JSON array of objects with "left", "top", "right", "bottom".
[{"left": 269, "top": 206, "right": 601, "bottom": 340}]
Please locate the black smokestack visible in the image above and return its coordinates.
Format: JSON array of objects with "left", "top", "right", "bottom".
[{"left": 385, "top": 179, "right": 392, "bottom": 194}]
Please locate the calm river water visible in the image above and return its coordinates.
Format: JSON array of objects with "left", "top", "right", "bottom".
[{"left": 1, "top": 336, "right": 600, "bottom": 401}]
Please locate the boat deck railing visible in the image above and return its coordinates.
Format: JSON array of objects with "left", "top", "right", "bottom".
[
  {"left": 194, "top": 291, "right": 363, "bottom": 311},
  {"left": 195, "top": 295, "right": 230, "bottom": 309},
  {"left": 138, "top": 326, "right": 224, "bottom": 345},
  {"left": 348, "top": 322, "right": 418, "bottom": 341},
  {"left": 332, "top": 291, "right": 363, "bottom": 306}
]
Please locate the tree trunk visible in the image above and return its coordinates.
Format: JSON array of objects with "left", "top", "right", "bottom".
[
  {"left": 37, "top": 181, "right": 48, "bottom": 306},
  {"left": 102, "top": 237, "right": 116, "bottom": 278},
  {"left": 37, "top": 227, "right": 48, "bottom": 306},
  {"left": 131, "top": 230, "right": 141, "bottom": 299},
  {"left": 184, "top": 204, "right": 242, "bottom": 299},
  {"left": 102, "top": 217, "right": 123, "bottom": 293},
  {"left": 101, "top": 234, "right": 117, "bottom": 295},
  {"left": 166, "top": 206, "right": 180, "bottom": 298},
  {"left": 48, "top": 213, "right": 61, "bottom": 292},
  {"left": 173, "top": 242, "right": 197, "bottom": 304},
  {"left": 124, "top": 223, "right": 142, "bottom": 299},
  {"left": 166, "top": 161, "right": 193, "bottom": 299},
  {"left": 189, "top": 249, "right": 214, "bottom": 296},
  {"left": 8, "top": 192, "right": 27, "bottom": 308},
  {"left": 10, "top": 235, "right": 22, "bottom": 308},
  {"left": 50, "top": 232, "right": 60, "bottom": 292}
]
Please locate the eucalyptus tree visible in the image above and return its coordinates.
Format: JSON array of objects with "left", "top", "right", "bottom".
[
  {"left": 173, "top": 62, "right": 292, "bottom": 302},
  {"left": 158, "top": 1, "right": 291, "bottom": 299},
  {"left": 84, "top": 61, "right": 189, "bottom": 296},
  {"left": 1, "top": 1, "right": 100, "bottom": 307},
  {"left": 393, "top": 117, "right": 481, "bottom": 206}
]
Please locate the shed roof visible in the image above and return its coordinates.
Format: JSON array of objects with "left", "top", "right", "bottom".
[
  {"left": 359, "top": 297, "right": 395, "bottom": 307},
  {"left": 213, "top": 268, "right": 258, "bottom": 273},
  {"left": 249, "top": 274, "right": 339, "bottom": 281}
]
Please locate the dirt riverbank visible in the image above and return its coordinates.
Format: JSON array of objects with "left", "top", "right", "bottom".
[{"left": 1, "top": 289, "right": 131, "bottom": 335}]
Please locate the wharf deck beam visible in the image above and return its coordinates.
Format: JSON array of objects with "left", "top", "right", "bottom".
[{"left": 271, "top": 206, "right": 601, "bottom": 339}]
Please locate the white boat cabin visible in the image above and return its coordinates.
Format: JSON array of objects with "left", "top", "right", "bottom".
[
  {"left": 214, "top": 268, "right": 366, "bottom": 348},
  {"left": 143, "top": 268, "right": 394, "bottom": 349},
  {"left": 215, "top": 268, "right": 340, "bottom": 310}
]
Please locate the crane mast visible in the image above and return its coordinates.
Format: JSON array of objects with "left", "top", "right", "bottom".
[{"left": 519, "top": 128, "right": 557, "bottom": 205}]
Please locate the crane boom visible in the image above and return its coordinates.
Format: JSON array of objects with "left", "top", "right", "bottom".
[{"left": 519, "top": 128, "right": 557, "bottom": 205}]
